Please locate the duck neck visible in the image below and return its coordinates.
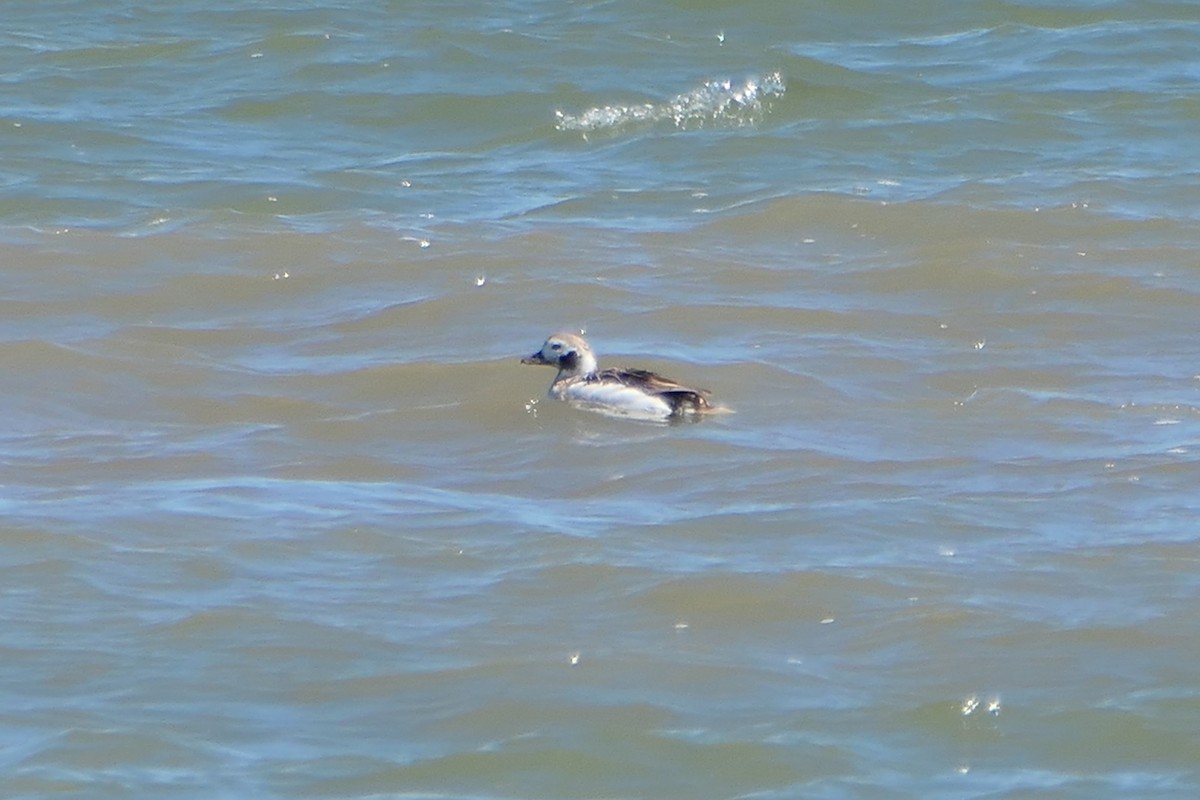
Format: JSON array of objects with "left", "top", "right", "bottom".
[{"left": 558, "top": 349, "right": 597, "bottom": 380}]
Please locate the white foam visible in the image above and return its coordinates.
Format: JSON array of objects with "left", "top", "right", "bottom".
[{"left": 556, "top": 72, "right": 786, "bottom": 134}]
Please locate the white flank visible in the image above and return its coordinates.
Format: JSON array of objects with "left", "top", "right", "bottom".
[{"left": 557, "top": 380, "right": 674, "bottom": 419}]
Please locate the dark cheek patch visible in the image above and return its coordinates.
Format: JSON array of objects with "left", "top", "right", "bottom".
[{"left": 559, "top": 351, "right": 578, "bottom": 371}]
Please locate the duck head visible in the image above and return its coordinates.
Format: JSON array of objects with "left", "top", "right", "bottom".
[{"left": 521, "top": 332, "right": 598, "bottom": 378}]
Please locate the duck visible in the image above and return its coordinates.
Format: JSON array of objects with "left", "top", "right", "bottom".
[{"left": 521, "top": 332, "right": 715, "bottom": 419}]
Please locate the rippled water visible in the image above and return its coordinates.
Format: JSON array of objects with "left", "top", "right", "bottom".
[{"left": 3, "top": 1, "right": 1200, "bottom": 798}]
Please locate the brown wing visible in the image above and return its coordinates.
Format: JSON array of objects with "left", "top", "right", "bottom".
[{"left": 593, "top": 368, "right": 712, "bottom": 414}]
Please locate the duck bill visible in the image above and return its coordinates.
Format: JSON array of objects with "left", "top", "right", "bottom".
[{"left": 521, "top": 352, "right": 549, "bottom": 365}]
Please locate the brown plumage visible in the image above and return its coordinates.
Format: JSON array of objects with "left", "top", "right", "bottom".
[
  {"left": 588, "top": 367, "right": 712, "bottom": 415},
  {"left": 522, "top": 332, "right": 718, "bottom": 419}
]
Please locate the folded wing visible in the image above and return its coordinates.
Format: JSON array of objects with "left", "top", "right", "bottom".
[{"left": 593, "top": 368, "right": 711, "bottom": 415}]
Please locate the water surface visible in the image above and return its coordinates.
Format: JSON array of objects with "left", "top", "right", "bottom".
[{"left": 2, "top": 1, "right": 1199, "bottom": 797}]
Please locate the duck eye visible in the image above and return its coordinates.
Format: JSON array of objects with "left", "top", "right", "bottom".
[{"left": 550, "top": 343, "right": 561, "bottom": 350}]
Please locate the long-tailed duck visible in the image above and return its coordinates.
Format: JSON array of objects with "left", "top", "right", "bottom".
[{"left": 521, "top": 332, "right": 715, "bottom": 420}]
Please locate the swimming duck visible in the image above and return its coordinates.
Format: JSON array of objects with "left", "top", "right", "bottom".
[{"left": 521, "top": 332, "right": 714, "bottom": 419}]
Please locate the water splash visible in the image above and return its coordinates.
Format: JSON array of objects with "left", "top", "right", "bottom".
[{"left": 555, "top": 72, "right": 785, "bottom": 135}]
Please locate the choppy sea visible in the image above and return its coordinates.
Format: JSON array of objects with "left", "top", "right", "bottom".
[{"left": 3, "top": 2, "right": 1199, "bottom": 797}]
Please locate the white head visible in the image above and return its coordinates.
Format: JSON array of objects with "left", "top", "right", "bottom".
[{"left": 520, "top": 332, "right": 598, "bottom": 378}]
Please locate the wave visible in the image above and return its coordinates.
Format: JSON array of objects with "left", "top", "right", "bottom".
[{"left": 555, "top": 71, "right": 785, "bottom": 136}]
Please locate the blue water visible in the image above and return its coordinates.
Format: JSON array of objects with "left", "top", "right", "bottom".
[
  {"left": 4, "top": 1, "right": 1198, "bottom": 236},
  {"left": 3, "top": 2, "right": 1200, "bottom": 798}
]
